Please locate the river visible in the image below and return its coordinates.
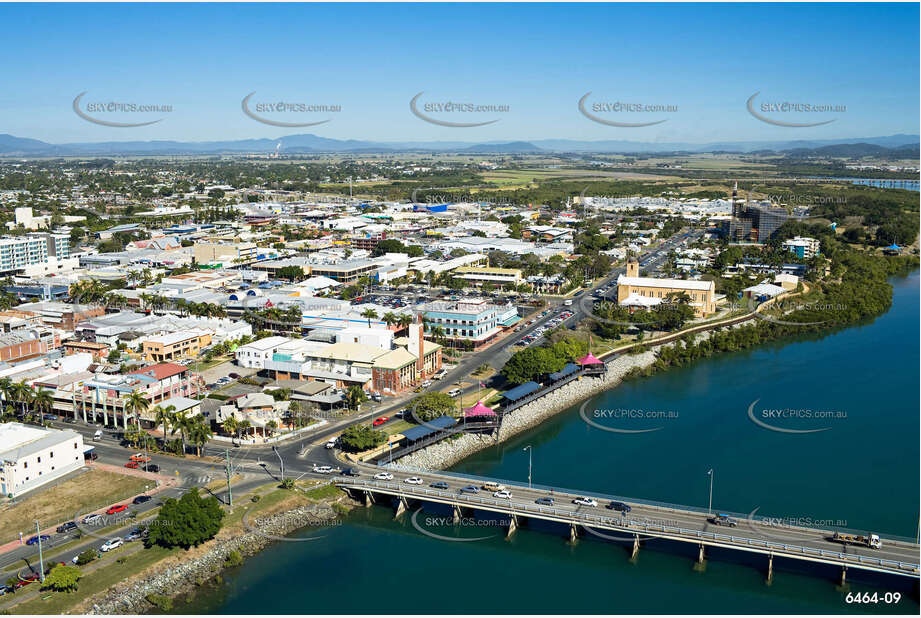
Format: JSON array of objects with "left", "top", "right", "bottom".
[{"left": 175, "top": 272, "right": 919, "bottom": 615}]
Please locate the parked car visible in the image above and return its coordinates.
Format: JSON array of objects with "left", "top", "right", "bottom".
[
  {"left": 124, "top": 528, "right": 147, "bottom": 542},
  {"left": 404, "top": 476, "right": 424, "bottom": 485},
  {"left": 124, "top": 461, "right": 140, "bottom": 469},
  {"left": 145, "top": 464, "right": 160, "bottom": 473},
  {"left": 606, "top": 501, "right": 631, "bottom": 513},
  {"left": 228, "top": 372, "right": 240, "bottom": 379},
  {"left": 129, "top": 454, "right": 151, "bottom": 463},
  {"left": 13, "top": 574, "right": 39, "bottom": 589},
  {"left": 0, "top": 584, "right": 12, "bottom": 596},
  {"left": 447, "top": 388, "right": 461, "bottom": 397},
  {"left": 430, "top": 481, "right": 449, "bottom": 489},
  {"left": 372, "top": 416, "right": 389, "bottom": 426},
  {"left": 56, "top": 521, "right": 78, "bottom": 533},
  {"left": 535, "top": 497, "right": 555, "bottom": 506},
  {"left": 25, "top": 534, "right": 51, "bottom": 546},
  {"left": 81, "top": 513, "right": 102, "bottom": 525},
  {"left": 100, "top": 538, "right": 123, "bottom": 552},
  {"left": 84, "top": 451, "right": 98, "bottom": 461},
  {"left": 132, "top": 495, "right": 152, "bottom": 505},
  {"left": 373, "top": 472, "right": 394, "bottom": 480},
  {"left": 459, "top": 485, "right": 479, "bottom": 494},
  {"left": 106, "top": 504, "right": 128, "bottom": 515}
]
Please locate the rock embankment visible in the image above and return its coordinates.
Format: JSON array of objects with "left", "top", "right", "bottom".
[
  {"left": 397, "top": 349, "right": 659, "bottom": 470},
  {"left": 87, "top": 502, "right": 338, "bottom": 615}
]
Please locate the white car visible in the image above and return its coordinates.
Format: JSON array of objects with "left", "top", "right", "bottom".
[
  {"left": 573, "top": 497, "right": 598, "bottom": 507},
  {"left": 374, "top": 472, "right": 394, "bottom": 480},
  {"left": 100, "top": 538, "right": 123, "bottom": 552},
  {"left": 404, "top": 476, "right": 424, "bottom": 485},
  {"left": 313, "top": 465, "right": 334, "bottom": 474},
  {"left": 494, "top": 490, "right": 513, "bottom": 499}
]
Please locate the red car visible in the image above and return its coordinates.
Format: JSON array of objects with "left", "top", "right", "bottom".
[
  {"left": 372, "top": 416, "right": 389, "bottom": 426},
  {"left": 124, "top": 461, "right": 140, "bottom": 469},
  {"left": 106, "top": 504, "right": 128, "bottom": 515},
  {"left": 14, "top": 574, "right": 39, "bottom": 589}
]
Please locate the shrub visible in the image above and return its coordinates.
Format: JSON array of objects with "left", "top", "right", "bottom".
[
  {"left": 75, "top": 550, "right": 97, "bottom": 566},
  {"left": 42, "top": 565, "right": 82, "bottom": 592},
  {"left": 223, "top": 550, "right": 244, "bottom": 567},
  {"left": 145, "top": 593, "right": 173, "bottom": 612}
]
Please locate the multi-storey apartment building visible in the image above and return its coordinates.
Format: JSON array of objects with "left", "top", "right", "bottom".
[{"left": 0, "top": 233, "right": 70, "bottom": 275}]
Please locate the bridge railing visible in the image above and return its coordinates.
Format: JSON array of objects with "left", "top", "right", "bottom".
[
  {"left": 339, "top": 479, "right": 921, "bottom": 575},
  {"left": 375, "top": 462, "right": 920, "bottom": 545}
]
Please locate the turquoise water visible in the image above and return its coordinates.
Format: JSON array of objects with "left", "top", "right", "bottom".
[{"left": 176, "top": 273, "right": 919, "bottom": 614}]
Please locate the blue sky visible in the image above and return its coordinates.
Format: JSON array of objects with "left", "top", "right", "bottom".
[{"left": 1, "top": 2, "right": 918, "bottom": 144}]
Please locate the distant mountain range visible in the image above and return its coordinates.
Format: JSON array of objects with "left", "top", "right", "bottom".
[{"left": 0, "top": 132, "right": 917, "bottom": 156}]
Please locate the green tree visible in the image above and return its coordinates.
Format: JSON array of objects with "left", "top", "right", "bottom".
[
  {"left": 410, "top": 392, "right": 456, "bottom": 421},
  {"left": 338, "top": 425, "right": 387, "bottom": 453},
  {"left": 42, "top": 565, "right": 82, "bottom": 592},
  {"left": 345, "top": 385, "right": 367, "bottom": 411},
  {"left": 145, "top": 488, "right": 224, "bottom": 549}
]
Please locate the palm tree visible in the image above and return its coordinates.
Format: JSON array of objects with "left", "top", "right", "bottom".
[
  {"left": 169, "top": 412, "right": 191, "bottom": 455},
  {"left": 32, "top": 389, "right": 53, "bottom": 425},
  {"left": 12, "top": 382, "right": 31, "bottom": 417},
  {"left": 0, "top": 377, "right": 12, "bottom": 407},
  {"left": 345, "top": 385, "right": 366, "bottom": 411},
  {"left": 187, "top": 417, "right": 213, "bottom": 457},
  {"left": 223, "top": 415, "right": 239, "bottom": 445},
  {"left": 238, "top": 418, "right": 252, "bottom": 442},
  {"left": 382, "top": 311, "right": 398, "bottom": 329},
  {"left": 153, "top": 404, "right": 175, "bottom": 445},
  {"left": 360, "top": 308, "right": 378, "bottom": 328},
  {"left": 396, "top": 313, "right": 413, "bottom": 335},
  {"left": 265, "top": 419, "right": 278, "bottom": 437},
  {"left": 123, "top": 392, "right": 150, "bottom": 431}
]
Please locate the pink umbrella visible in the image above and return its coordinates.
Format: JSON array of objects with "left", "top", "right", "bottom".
[{"left": 464, "top": 401, "right": 496, "bottom": 418}]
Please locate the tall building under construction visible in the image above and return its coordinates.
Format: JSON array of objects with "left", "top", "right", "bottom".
[{"left": 721, "top": 182, "right": 789, "bottom": 242}]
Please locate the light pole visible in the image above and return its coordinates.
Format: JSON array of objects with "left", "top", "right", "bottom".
[
  {"left": 523, "top": 445, "right": 532, "bottom": 488},
  {"left": 35, "top": 521, "right": 45, "bottom": 583},
  {"left": 707, "top": 468, "right": 714, "bottom": 516},
  {"left": 272, "top": 446, "right": 285, "bottom": 481}
]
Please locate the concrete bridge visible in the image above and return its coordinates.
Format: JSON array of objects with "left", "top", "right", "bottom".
[{"left": 336, "top": 467, "right": 920, "bottom": 584}]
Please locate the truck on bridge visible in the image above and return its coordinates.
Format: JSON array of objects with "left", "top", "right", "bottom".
[{"left": 831, "top": 531, "right": 882, "bottom": 549}]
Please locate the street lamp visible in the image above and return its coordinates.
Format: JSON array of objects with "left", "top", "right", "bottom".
[
  {"left": 272, "top": 446, "right": 285, "bottom": 481},
  {"left": 523, "top": 445, "right": 532, "bottom": 488},
  {"left": 707, "top": 468, "right": 714, "bottom": 516}
]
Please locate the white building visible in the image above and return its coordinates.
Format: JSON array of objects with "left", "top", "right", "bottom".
[
  {"left": 0, "top": 233, "right": 71, "bottom": 275},
  {"left": 235, "top": 336, "right": 292, "bottom": 369},
  {"left": 0, "top": 422, "right": 85, "bottom": 498}
]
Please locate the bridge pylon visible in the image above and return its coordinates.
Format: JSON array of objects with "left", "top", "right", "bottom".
[
  {"left": 452, "top": 504, "right": 464, "bottom": 524},
  {"left": 506, "top": 515, "right": 519, "bottom": 538},
  {"left": 767, "top": 553, "right": 774, "bottom": 586},
  {"left": 569, "top": 523, "right": 579, "bottom": 543},
  {"left": 394, "top": 496, "right": 409, "bottom": 519},
  {"left": 631, "top": 534, "right": 640, "bottom": 560}
]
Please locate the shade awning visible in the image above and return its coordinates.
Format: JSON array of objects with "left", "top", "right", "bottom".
[
  {"left": 578, "top": 353, "right": 604, "bottom": 365},
  {"left": 463, "top": 401, "right": 496, "bottom": 417}
]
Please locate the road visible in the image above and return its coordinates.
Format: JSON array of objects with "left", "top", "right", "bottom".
[{"left": 335, "top": 464, "right": 920, "bottom": 578}]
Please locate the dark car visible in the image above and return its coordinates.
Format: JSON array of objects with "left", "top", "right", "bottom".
[
  {"left": 133, "top": 495, "right": 152, "bottom": 505},
  {"left": 228, "top": 372, "right": 240, "bottom": 379},
  {"left": 84, "top": 451, "right": 98, "bottom": 461},
  {"left": 459, "top": 485, "right": 479, "bottom": 494},
  {"left": 430, "top": 481, "right": 449, "bottom": 490},
  {"left": 341, "top": 467, "right": 360, "bottom": 477},
  {"left": 56, "top": 521, "right": 78, "bottom": 534},
  {"left": 25, "top": 534, "right": 51, "bottom": 546},
  {"left": 145, "top": 464, "right": 160, "bottom": 473},
  {"left": 607, "top": 501, "right": 631, "bottom": 513},
  {"left": 535, "top": 497, "right": 555, "bottom": 506},
  {"left": 0, "top": 584, "right": 12, "bottom": 596},
  {"left": 709, "top": 513, "right": 737, "bottom": 527}
]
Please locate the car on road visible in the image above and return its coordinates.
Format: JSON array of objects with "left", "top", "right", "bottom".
[
  {"left": 106, "top": 504, "right": 128, "bottom": 515},
  {"left": 430, "top": 481, "right": 449, "bottom": 489},
  {"left": 459, "top": 485, "right": 479, "bottom": 494},
  {"left": 482, "top": 482, "right": 506, "bottom": 492},
  {"left": 606, "top": 501, "right": 631, "bottom": 513},
  {"left": 145, "top": 464, "right": 160, "bottom": 473},
  {"left": 709, "top": 513, "right": 737, "bottom": 527},
  {"left": 26, "top": 534, "right": 51, "bottom": 545},
  {"left": 56, "top": 521, "right": 78, "bottom": 533},
  {"left": 128, "top": 453, "right": 150, "bottom": 462},
  {"left": 100, "top": 538, "right": 123, "bottom": 552},
  {"left": 124, "top": 460, "right": 140, "bottom": 469},
  {"left": 447, "top": 388, "right": 461, "bottom": 397},
  {"left": 404, "top": 476, "right": 424, "bottom": 485},
  {"left": 421, "top": 380, "right": 433, "bottom": 387},
  {"left": 535, "top": 497, "right": 555, "bottom": 506},
  {"left": 124, "top": 527, "right": 147, "bottom": 542},
  {"left": 133, "top": 495, "right": 152, "bottom": 505},
  {"left": 373, "top": 472, "right": 394, "bottom": 480},
  {"left": 313, "top": 465, "right": 334, "bottom": 474},
  {"left": 228, "top": 372, "right": 240, "bottom": 379},
  {"left": 573, "top": 497, "right": 598, "bottom": 507},
  {"left": 341, "top": 467, "right": 360, "bottom": 477},
  {"left": 494, "top": 490, "right": 512, "bottom": 499},
  {"left": 82, "top": 513, "right": 102, "bottom": 525},
  {"left": 372, "top": 416, "right": 389, "bottom": 426}
]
